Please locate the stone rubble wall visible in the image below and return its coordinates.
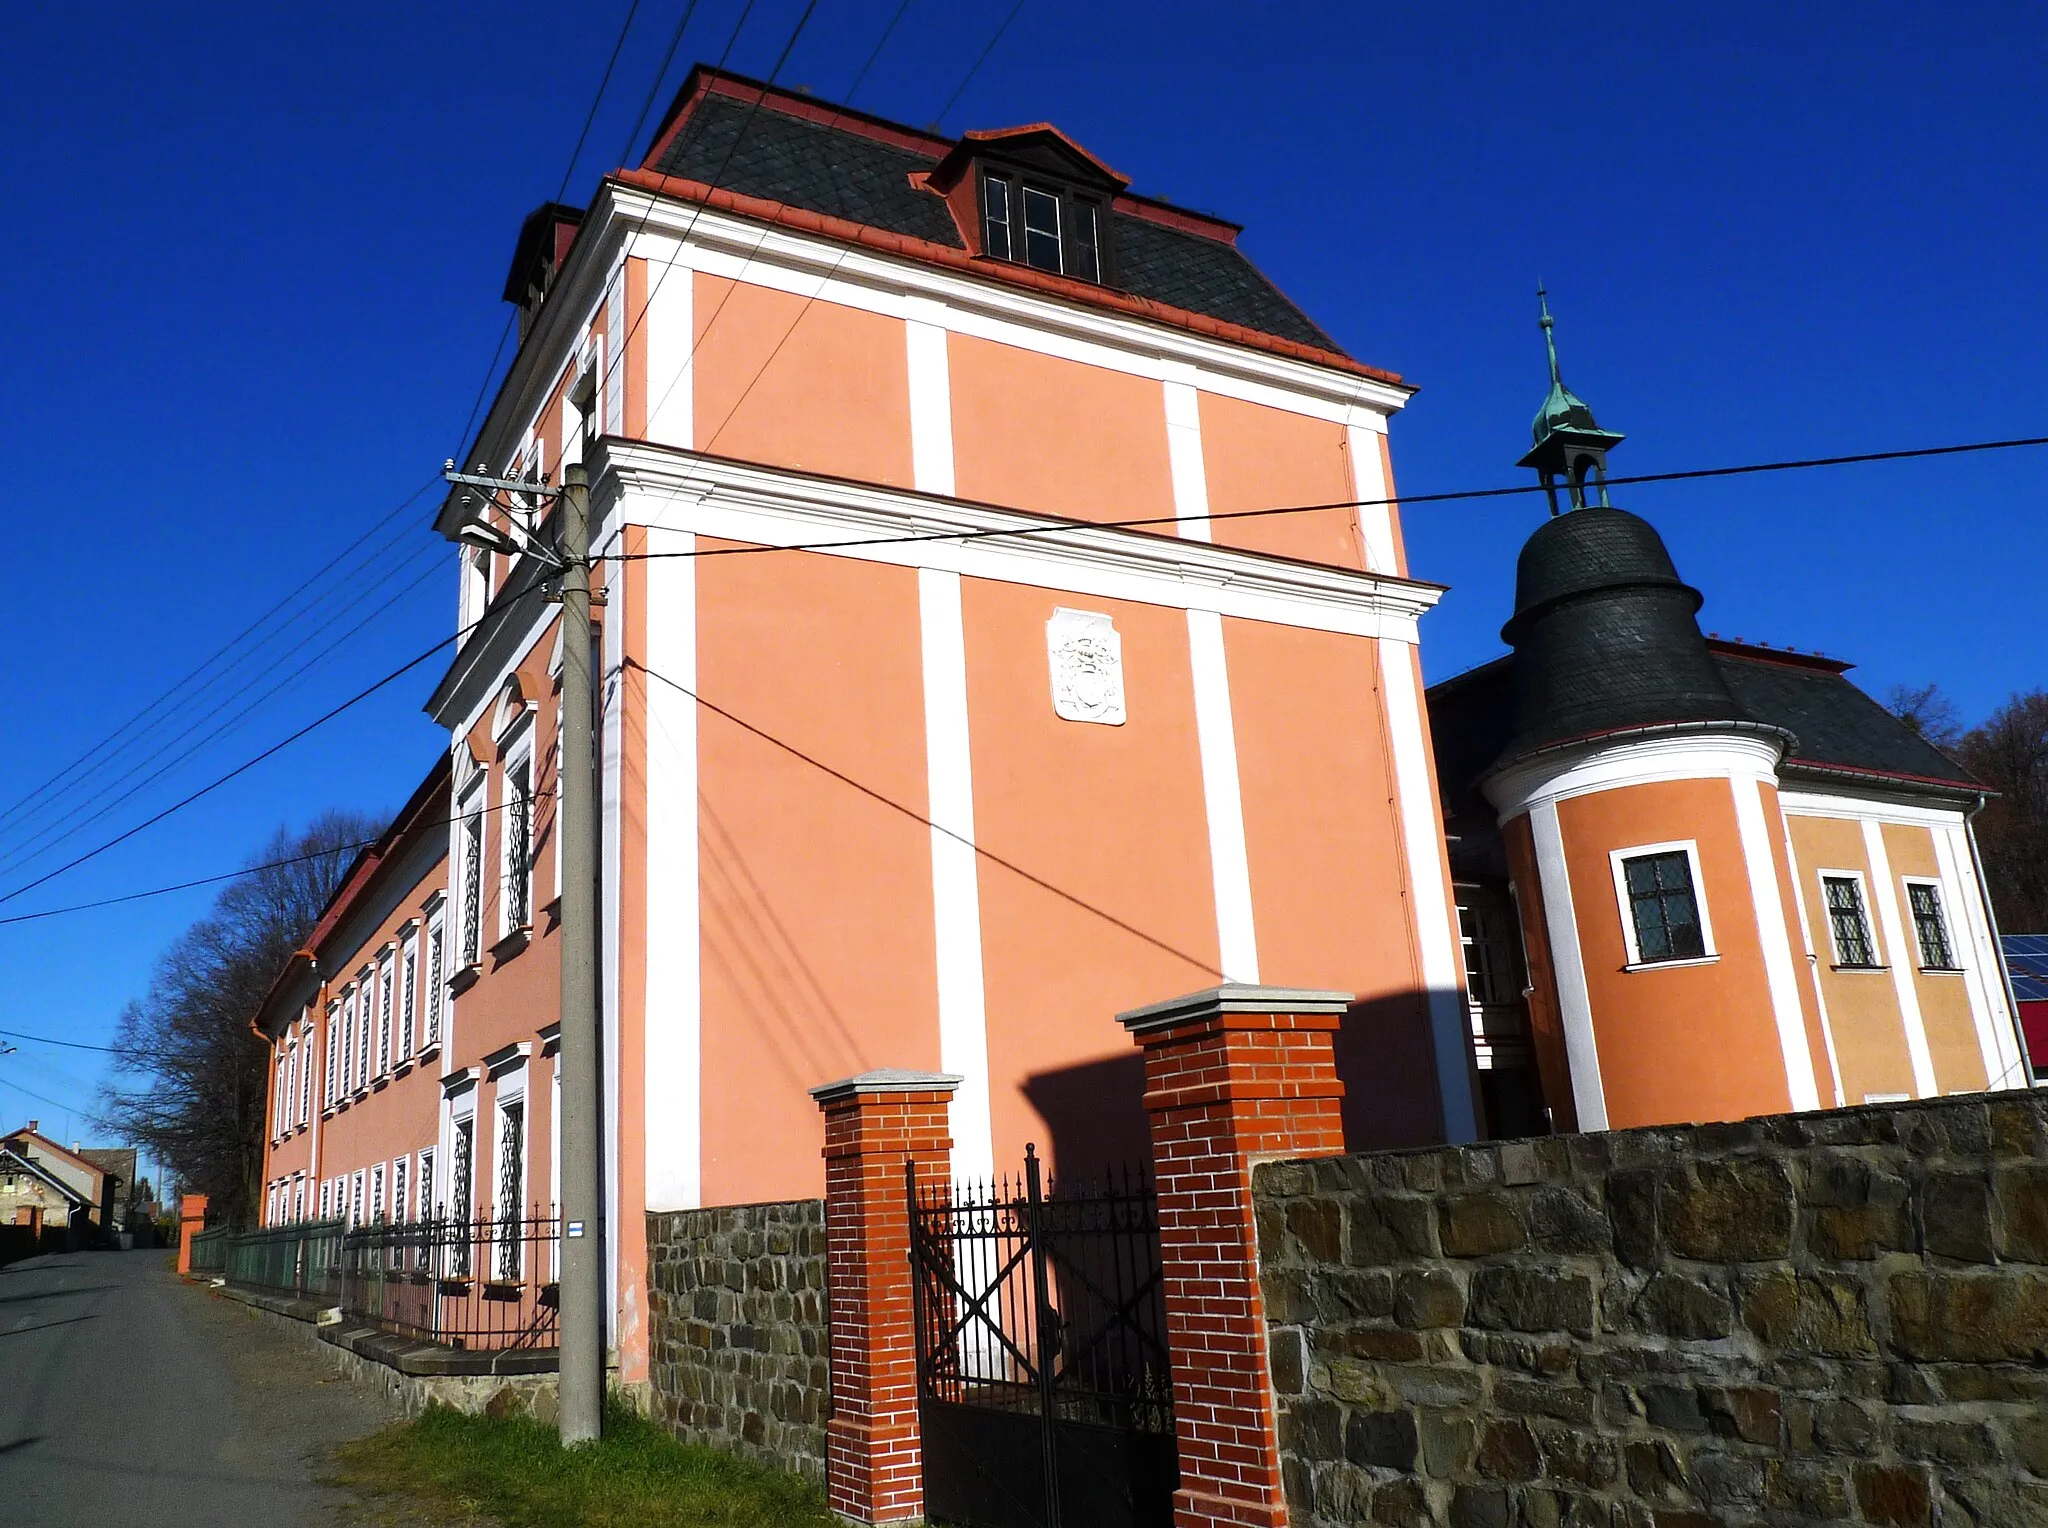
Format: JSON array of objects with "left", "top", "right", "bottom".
[
  {"left": 645, "top": 1198, "right": 829, "bottom": 1483},
  {"left": 1254, "top": 1092, "right": 2048, "bottom": 1527}
]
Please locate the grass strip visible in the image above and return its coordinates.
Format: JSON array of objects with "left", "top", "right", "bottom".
[{"left": 334, "top": 1398, "right": 834, "bottom": 1528}]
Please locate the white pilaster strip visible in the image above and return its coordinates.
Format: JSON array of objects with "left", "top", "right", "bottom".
[
  {"left": 643, "top": 527, "right": 701, "bottom": 1207},
  {"left": 1934, "top": 824, "right": 2024, "bottom": 1089},
  {"left": 603, "top": 265, "right": 627, "bottom": 439},
  {"left": 919, "top": 569, "right": 994, "bottom": 1186},
  {"left": 600, "top": 534, "right": 626, "bottom": 1328},
  {"left": 1345, "top": 419, "right": 1399, "bottom": 575},
  {"left": 1186, "top": 610, "right": 1259, "bottom": 983},
  {"left": 1529, "top": 801, "right": 1607, "bottom": 1131},
  {"left": 1861, "top": 819, "right": 1939, "bottom": 1097},
  {"left": 1780, "top": 818, "right": 1846, "bottom": 1106},
  {"left": 1732, "top": 778, "right": 1822, "bottom": 1111},
  {"left": 907, "top": 310, "right": 994, "bottom": 1184},
  {"left": 1378, "top": 640, "right": 1479, "bottom": 1142},
  {"left": 642, "top": 244, "right": 694, "bottom": 450},
  {"left": 1163, "top": 366, "right": 1213, "bottom": 543}
]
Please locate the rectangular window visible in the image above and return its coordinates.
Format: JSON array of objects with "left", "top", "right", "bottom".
[
  {"left": 982, "top": 173, "right": 1013, "bottom": 261},
  {"left": 418, "top": 1147, "right": 436, "bottom": 1221},
  {"left": 1021, "top": 185, "right": 1063, "bottom": 272},
  {"left": 1071, "top": 199, "right": 1102, "bottom": 283},
  {"left": 356, "top": 971, "right": 375, "bottom": 1089},
  {"left": 425, "top": 912, "right": 445, "bottom": 1047},
  {"left": 350, "top": 1170, "right": 365, "bottom": 1229},
  {"left": 370, "top": 1163, "right": 385, "bottom": 1224},
  {"left": 449, "top": 1118, "right": 475, "bottom": 1276},
  {"left": 325, "top": 1002, "right": 340, "bottom": 1106},
  {"left": 318, "top": 1180, "right": 330, "bottom": 1220},
  {"left": 495, "top": 1098, "right": 526, "bottom": 1280},
  {"left": 298, "top": 1025, "right": 312, "bottom": 1126},
  {"left": 392, "top": 1157, "right": 409, "bottom": 1228},
  {"left": 461, "top": 783, "right": 485, "bottom": 965},
  {"left": 504, "top": 754, "right": 534, "bottom": 933},
  {"left": 340, "top": 990, "right": 356, "bottom": 1096},
  {"left": 399, "top": 931, "right": 418, "bottom": 1060},
  {"left": 1906, "top": 881, "right": 1958, "bottom": 970},
  {"left": 1823, "top": 874, "right": 1879, "bottom": 967},
  {"left": 377, "top": 955, "right": 395, "bottom": 1077},
  {"left": 293, "top": 1178, "right": 304, "bottom": 1223},
  {"left": 1619, "top": 849, "right": 1707, "bottom": 963}
]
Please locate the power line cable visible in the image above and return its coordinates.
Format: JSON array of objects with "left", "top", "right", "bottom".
[
  {"left": 0, "top": 581, "right": 548, "bottom": 910},
  {"left": 935, "top": 0, "right": 1025, "bottom": 128},
  {"left": 0, "top": 1028, "right": 121, "bottom": 1055},
  {"left": 0, "top": 792, "right": 543, "bottom": 934},
  {"left": 0, "top": 1073, "right": 94, "bottom": 1120},
  {"left": 0, "top": 547, "right": 450, "bottom": 883},
  {"left": 598, "top": 430, "right": 2048, "bottom": 565},
  {"left": 0, "top": 477, "right": 440, "bottom": 842}
]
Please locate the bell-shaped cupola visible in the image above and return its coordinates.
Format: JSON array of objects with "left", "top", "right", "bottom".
[{"left": 1494, "top": 297, "right": 1757, "bottom": 765}]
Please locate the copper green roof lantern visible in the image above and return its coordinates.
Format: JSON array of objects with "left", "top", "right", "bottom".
[{"left": 1518, "top": 287, "right": 1625, "bottom": 515}]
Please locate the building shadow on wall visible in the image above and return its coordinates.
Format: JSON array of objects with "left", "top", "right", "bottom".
[{"left": 1019, "top": 993, "right": 1454, "bottom": 1179}]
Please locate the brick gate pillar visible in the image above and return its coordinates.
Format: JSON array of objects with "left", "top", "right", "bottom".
[
  {"left": 175, "top": 1193, "right": 209, "bottom": 1276},
  {"left": 1119, "top": 985, "right": 1352, "bottom": 1528},
  {"left": 810, "top": 1069, "right": 961, "bottom": 1526}
]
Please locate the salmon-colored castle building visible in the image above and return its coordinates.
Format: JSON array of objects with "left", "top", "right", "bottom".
[{"left": 255, "top": 70, "right": 2032, "bottom": 1390}]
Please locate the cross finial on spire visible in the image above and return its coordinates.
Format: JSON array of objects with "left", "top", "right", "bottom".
[{"left": 1538, "top": 283, "right": 1562, "bottom": 387}]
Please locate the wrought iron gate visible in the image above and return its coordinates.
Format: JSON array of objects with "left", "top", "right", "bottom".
[{"left": 908, "top": 1147, "right": 1178, "bottom": 1528}]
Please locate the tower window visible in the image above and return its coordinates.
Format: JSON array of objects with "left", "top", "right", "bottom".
[
  {"left": 1905, "top": 880, "right": 1958, "bottom": 971},
  {"left": 1612, "top": 845, "right": 1712, "bottom": 965},
  {"left": 1821, "top": 874, "right": 1879, "bottom": 968}
]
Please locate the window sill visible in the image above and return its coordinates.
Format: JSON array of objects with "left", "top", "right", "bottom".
[
  {"left": 1832, "top": 964, "right": 1890, "bottom": 974},
  {"left": 491, "top": 926, "right": 532, "bottom": 960},
  {"left": 1919, "top": 966, "right": 1967, "bottom": 976},
  {"left": 417, "top": 1041, "right": 442, "bottom": 1065},
  {"left": 392, "top": 1059, "right": 414, "bottom": 1080},
  {"left": 1622, "top": 955, "right": 1720, "bottom": 973},
  {"left": 449, "top": 966, "right": 481, "bottom": 997}
]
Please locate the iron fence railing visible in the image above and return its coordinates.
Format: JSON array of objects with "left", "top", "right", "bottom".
[{"left": 215, "top": 1212, "right": 558, "bottom": 1352}]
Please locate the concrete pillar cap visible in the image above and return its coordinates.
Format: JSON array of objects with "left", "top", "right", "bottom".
[
  {"left": 809, "top": 1068, "right": 964, "bottom": 1105},
  {"left": 1117, "top": 983, "right": 1355, "bottom": 1034}
]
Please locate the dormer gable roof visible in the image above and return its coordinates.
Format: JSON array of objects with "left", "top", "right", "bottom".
[{"left": 928, "top": 124, "right": 1130, "bottom": 196}]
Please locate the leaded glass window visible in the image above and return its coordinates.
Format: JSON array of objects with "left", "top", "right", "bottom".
[
  {"left": 1823, "top": 876, "right": 1877, "bottom": 967},
  {"left": 1907, "top": 882, "right": 1956, "bottom": 970},
  {"left": 1622, "top": 850, "right": 1706, "bottom": 963}
]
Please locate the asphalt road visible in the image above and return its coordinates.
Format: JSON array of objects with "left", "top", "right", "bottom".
[{"left": 0, "top": 1248, "right": 401, "bottom": 1526}]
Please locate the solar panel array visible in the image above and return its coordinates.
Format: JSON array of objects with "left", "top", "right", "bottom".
[{"left": 2004, "top": 934, "right": 2048, "bottom": 1001}]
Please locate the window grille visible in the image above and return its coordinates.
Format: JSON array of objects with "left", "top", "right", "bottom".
[
  {"left": 370, "top": 1164, "right": 385, "bottom": 1224},
  {"left": 357, "top": 973, "right": 375, "bottom": 1088},
  {"left": 425, "top": 917, "right": 445, "bottom": 1045},
  {"left": 325, "top": 1004, "right": 339, "bottom": 1105},
  {"left": 1622, "top": 851, "right": 1706, "bottom": 962},
  {"left": 378, "top": 961, "right": 394, "bottom": 1075},
  {"left": 496, "top": 1100, "right": 526, "bottom": 1280},
  {"left": 418, "top": 1148, "right": 435, "bottom": 1221},
  {"left": 392, "top": 1158, "right": 408, "bottom": 1232},
  {"left": 400, "top": 937, "right": 418, "bottom": 1059},
  {"left": 351, "top": 1172, "right": 364, "bottom": 1228},
  {"left": 340, "top": 992, "right": 355, "bottom": 1095},
  {"left": 506, "top": 759, "right": 533, "bottom": 931},
  {"left": 1907, "top": 883, "right": 1957, "bottom": 970},
  {"left": 1823, "top": 876, "right": 1878, "bottom": 967},
  {"left": 462, "top": 809, "right": 485, "bottom": 964},
  {"left": 449, "top": 1121, "right": 474, "bottom": 1276}
]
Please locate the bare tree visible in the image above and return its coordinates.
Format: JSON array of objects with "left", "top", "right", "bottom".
[
  {"left": 1885, "top": 682, "right": 1965, "bottom": 752},
  {"left": 96, "top": 811, "right": 382, "bottom": 1225},
  {"left": 1956, "top": 690, "right": 2048, "bottom": 933}
]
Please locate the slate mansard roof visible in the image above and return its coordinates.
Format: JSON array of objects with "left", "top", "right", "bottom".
[
  {"left": 631, "top": 71, "right": 1361, "bottom": 367},
  {"left": 1427, "top": 639, "right": 1982, "bottom": 815}
]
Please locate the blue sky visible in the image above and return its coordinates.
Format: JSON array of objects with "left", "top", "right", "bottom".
[{"left": 3, "top": 2, "right": 2043, "bottom": 1157}]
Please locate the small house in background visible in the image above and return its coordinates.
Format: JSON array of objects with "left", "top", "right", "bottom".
[
  {"left": 2005, "top": 934, "right": 2048, "bottom": 1077},
  {"left": 1429, "top": 305, "right": 2032, "bottom": 1134},
  {"left": 1, "top": 1122, "right": 110, "bottom": 1245}
]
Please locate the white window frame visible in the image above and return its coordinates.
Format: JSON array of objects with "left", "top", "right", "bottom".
[
  {"left": 417, "top": 1146, "right": 436, "bottom": 1220},
  {"left": 318, "top": 1180, "right": 330, "bottom": 1220},
  {"left": 350, "top": 1169, "right": 365, "bottom": 1228},
  {"left": 369, "top": 1162, "right": 385, "bottom": 1224},
  {"left": 1608, "top": 840, "right": 1718, "bottom": 969},
  {"left": 324, "top": 1000, "right": 341, "bottom": 1109},
  {"left": 1818, "top": 869, "right": 1883, "bottom": 969},
  {"left": 1900, "top": 876, "right": 1962, "bottom": 973},
  {"left": 398, "top": 924, "right": 420, "bottom": 1063},
  {"left": 391, "top": 1155, "right": 410, "bottom": 1227},
  {"left": 500, "top": 743, "right": 535, "bottom": 939},
  {"left": 275, "top": 1042, "right": 290, "bottom": 1139},
  {"left": 489, "top": 1061, "right": 531, "bottom": 1281},
  {"left": 457, "top": 774, "right": 486, "bottom": 969},
  {"left": 377, "top": 949, "right": 396, "bottom": 1077},
  {"left": 292, "top": 1176, "right": 304, "bottom": 1224},
  {"left": 422, "top": 898, "right": 447, "bottom": 1051},
  {"left": 298, "top": 1019, "right": 313, "bottom": 1127},
  {"left": 356, "top": 967, "right": 376, "bottom": 1089}
]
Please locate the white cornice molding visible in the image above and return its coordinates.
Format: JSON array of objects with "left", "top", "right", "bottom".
[
  {"left": 457, "top": 179, "right": 1408, "bottom": 504},
  {"left": 1486, "top": 730, "right": 1784, "bottom": 822},
  {"left": 593, "top": 438, "right": 1443, "bottom": 642},
  {"left": 1778, "top": 789, "right": 1973, "bottom": 828}
]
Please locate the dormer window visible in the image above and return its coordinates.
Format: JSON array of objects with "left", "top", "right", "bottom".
[{"left": 979, "top": 169, "right": 1106, "bottom": 283}]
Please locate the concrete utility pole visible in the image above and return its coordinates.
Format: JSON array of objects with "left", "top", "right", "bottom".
[{"left": 555, "top": 460, "right": 604, "bottom": 1443}]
